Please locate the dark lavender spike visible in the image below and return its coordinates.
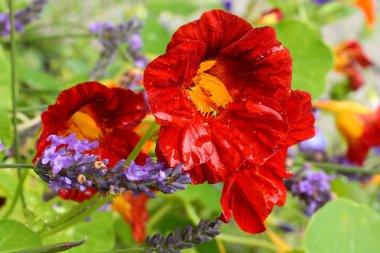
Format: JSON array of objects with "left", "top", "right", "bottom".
[{"left": 144, "top": 219, "right": 221, "bottom": 252}]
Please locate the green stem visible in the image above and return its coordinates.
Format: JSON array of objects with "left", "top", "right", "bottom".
[
  {"left": 12, "top": 238, "right": 86, "bottom": 253},
  {"left": 42, "top": 195, "right": 99, "bottom": 229},
  {"left": 17, "top": 104, "right": 47, "bottom": 112},
  {"left": 99, "top": 248, "right": 144, "bottom": 253},
  {"left": 218, "top": 234, "right": 277, "bottom": 252},
  {"left": 1, "top": 171, "right": 28, "bottom": 219},
  {"left": 0, "top": 164, "right": 34, "bottom": 169},
  {"left": 125, "top": 121, "right": 158, "bottom": 166},
  {"left": 183, "top": 200, "right": 200, "bottom": 225},
  {"left": 147, "top": 203, "right": 173, "bottom": 231},
  {"left": 39, "top": 196, "right": 113, "bottom": 238},
  {"left": 296, "top": 161, "right": 380, "bottom": 174},
  {"left": 116, "top": 44, "right": 135, "bottom": 66},
  {"left": 131, "top": 86, "right": 145, "bottom": 92}
]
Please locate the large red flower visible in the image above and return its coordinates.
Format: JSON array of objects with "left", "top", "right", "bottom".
[
  {"left": 144, "top": 10, "right": 314, "bottom": 233},
  {"left": 34, "top": 82, "right": 150, "bottom": 241}
]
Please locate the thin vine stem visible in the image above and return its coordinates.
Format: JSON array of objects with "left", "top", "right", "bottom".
[
  {"left": 6, "top": 0, "right": 27, "bottom": 217},
  {"left": 295, "top": 161, "right": 380, "bottom": 174},
  {"left": 41, "top": 195, "right": 100, "bottom": 229},
  {"left": 0, "top": 164, "right": 35, "bottom": 169},
  {"left": 125, "top": 120, "right": 158, "bottom": 166},
  {"left": 1, "top": 171, "right": 28, "bottom": 219},
  {"left": 39, "top": 196, "right": 113, "bottom": 238}
]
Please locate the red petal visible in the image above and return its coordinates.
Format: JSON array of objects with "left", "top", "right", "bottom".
[
  {"left": 167, "top": 10, "right": 252, "bottom": 58},
  {"left": 208, "top": 27, "right": 291, "bottom": 102},
  {"left": 220, "top": 150, "right": 288, "bottom": 234},
  {"left": 224, "top": 97, "right": 288, "bottom": 166},
  {"left": 144, "top": 41, "right": 207, "bottom": 126},
  {"left": 280, "top": 90, "right": 315, "bottom": 147}
]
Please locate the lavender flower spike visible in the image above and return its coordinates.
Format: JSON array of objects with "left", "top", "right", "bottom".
[
  {"left": 145, "top": 219, "right": 222, "bottom": 253},
  {"left": 0, "top": 139, "right": 4, "bottom": 152},
  {"left": 0, "top": 0, "right": 48, "bottom": 37},
  {"left": 35, "top": 134, "right": 192, "bottom": 198},
  {"left": 285, "top": 166, "right": 334, "bottom": 216}
]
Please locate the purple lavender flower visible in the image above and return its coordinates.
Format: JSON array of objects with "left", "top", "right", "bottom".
[
  {"left": 89, "top": 19, "right": 147, "bottom": 79},
  {"left": 222, "top": 0, "right": 232, "bottom": 12},
  {"left": 299, "top": 128, "right": 327, "bottom": 153},
  {"left": 313, "top": 0, "right": 334, "bottom": 4},
  {"left": 0, "top": 139, "right": 4, "bottom": 152},
  {"left": 286, "top": 167, "right": 334, "bottom": 216},
  {"left": 35, "top": 134, "right": 192, "bottom": 198},
  {"left": 0, "top": 0, "right": 48, "bottom": 37}
]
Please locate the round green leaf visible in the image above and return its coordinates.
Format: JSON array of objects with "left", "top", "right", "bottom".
[
  {"left": 304, "top": 198, "right": 380, "bottom": 253},
  {"left": 273, "top": 20, "right": 333, "bottom": 99},
  {"left": 0, "top": 220, "right": 42, "bottom": 252}
]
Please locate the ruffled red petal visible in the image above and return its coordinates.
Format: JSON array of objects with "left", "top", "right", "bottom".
[
  {"left": 213, "top": 27, "right": 292, "bottom": 102},
  {"left": 224, "top": 97, "right": 288, "bottom": 166},
  {"left": 144, "top": 41, "right": 207, "bottom": 126},
  {"left": 280, "top": 90, "right": 315, "bottom": 147},
  {"left": 167, "top": 10, "right": 252, "bottom": 58},
  {"left": 220, "top": 149, "right": 288, "bottom": 234}
]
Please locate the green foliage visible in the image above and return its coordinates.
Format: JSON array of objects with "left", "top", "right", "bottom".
[
  {"left": 331, "top": 178, "right": 370, "bottom": 204},
  {"left": 175, "top": 184, "right": 221, "bottom": 212},
  {"left": 273, "top": 20, "right": 333, "bottom": 99},
  {"left": 0, "top": 46, "right": 11, "bottom": 109},
  {"left": 0, "top": 107, "right": 13, "bottom": 150},
  {"left": 67, "top": 211, "right": 116, "bottom": 253},
  {"left": 142, "top": 16, "right": 171, "bottom": 55},
  {"left": 304, "top": 199, "right": 380, "bottom": 253},
  {"left": 0, "top": 220, "right": 42, "bottom": 252},
  {"left": 146, "top": 0, "right": 198, "bottom": 15}
]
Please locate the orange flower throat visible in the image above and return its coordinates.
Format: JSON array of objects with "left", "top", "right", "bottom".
[{"left": 187, "top": 60, "right": 233, "bottom": 117}]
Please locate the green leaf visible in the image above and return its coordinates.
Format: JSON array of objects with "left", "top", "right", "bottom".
[
  {"left": 67, "top": 211, "right": 116, "bottom": 253},
  {"left": 331, "top": 178, "right": 369, "bottom": 204},
  {"left": 304, "top": 199, "right": 380, "bottom": 253},
  {"left": 141, "top": 16, "right": 171, "bottom": 55},
  {"left": 146, "top": 0, "right": 198, "bottom": 15},
  {"left": 273, "top": 20, "right": 333, "bottom": 99},
  {"left": 175, "top": 184, "right": 221, "bottom": 212},
  {"left": 0, "top": 220, "right": 42, "bottom": 252}
]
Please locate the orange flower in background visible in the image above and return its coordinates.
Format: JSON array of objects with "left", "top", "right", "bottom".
[
  {"left": 353, "top": 0, "right": 376, "bottom": 28},
  {"left": 111, "top": 192, "right": 150, "bottom": 243},
  {"left": 144, "top": 10, "right": 314, "bottom": 233},
  {"left": 334, "top": 40, "right": 372, "bottom": 90},
  {"left": 256, "top": 8, "right": 284, "bottom": 25},
  {"left": 314, "top": 100, "right": 380, "bottom": 165}
]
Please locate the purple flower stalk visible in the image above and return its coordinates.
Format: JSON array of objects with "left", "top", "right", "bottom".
[
  {"left": 313, "top": 0, "right": 334, "bottom": 4},
  {"left": 0, "top": 139, "right": 4, "bottom": 152},
  {"left": 222, "top": 0, "right": 232, "bottom": 12},
  {"left": 299, "top": 128, "right": 327, "bottom": 153},
  {"left": 89, "top": 19, "right": 147, "bottom": 79},
  {"left": 0, "top": 0, "right": 48, "bottom": 37},
  {"left": 145, "top": 219, "right": 222, "bottom": 253},
  {"left": 35, "top": 134, "right": 192, "bottom": 198},
  {"left": 286, "top": 166, "right": 334, "bottom": 216}
]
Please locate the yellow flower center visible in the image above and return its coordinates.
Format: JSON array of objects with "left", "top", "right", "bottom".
[
  {"left": 67, "top": 111, "right": 102, "bottom": 140},
  {"left": 186, "top": 60, "right": 233, "bottom": 117}
]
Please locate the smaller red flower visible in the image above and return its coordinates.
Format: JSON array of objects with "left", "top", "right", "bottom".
[
  {"left": 334, "top": 40, "right": 372, "bottom": 90},
  {"left": 314, "top": 100, "right": 380, "bottom": 165},
  {"left": 256, "top": 8, "right": 284, "bottom": 25}
]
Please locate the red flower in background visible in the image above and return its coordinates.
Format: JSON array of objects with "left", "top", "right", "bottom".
[
  {"left": 314, "top": 100, "right": 380, "bottom": 165},
  {"left": 34, "top": 82, "right": 149, "bottom": 241},
  {"left": 256, "top": 8, "right": 284, "bottom": 25},
  {"left": 354, "top": 0, "right": 376, "bottom": 29},
  {"left": 334, "top": 40, "right": 372, "bottom": 90},
  {"left": 144, "top": 10, "right": 314, "bottom": 233}
]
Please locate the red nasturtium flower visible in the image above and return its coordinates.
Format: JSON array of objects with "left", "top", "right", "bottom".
[
  {"left": 144, "top": 10, "right": 314, "bottom": 233},
  {"left": 353, "top": 0, "right": 376, "bottom": 29},
  {"left": 34, "top": 82, "right": 150, "bottom": 241},
  {"left": 314, "top": 100, "right": 380, "bottom": 165},
  {"left": 256, "top": 8, "right": 284, "bottom": 25},
  {"left": 334, "top": 40, "right": 372, "bottom": 90}
]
